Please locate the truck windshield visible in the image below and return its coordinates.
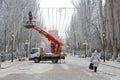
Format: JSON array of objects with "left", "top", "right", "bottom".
[{"left": 31, "top": 49, "right": 39, "bottom": 54}]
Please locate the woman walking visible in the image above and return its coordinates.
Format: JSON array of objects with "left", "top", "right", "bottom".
[{"left": 91, "top": 50, "right": 100, "bottom": 72}]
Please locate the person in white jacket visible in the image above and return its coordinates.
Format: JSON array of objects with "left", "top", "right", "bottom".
[{"left": 91, "top": 50, "right": 100, "bottom": 72}]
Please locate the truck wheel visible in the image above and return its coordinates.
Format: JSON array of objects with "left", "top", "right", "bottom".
[
  {"left": 34, "top": 58, "right": 39, "bottom": 63},
  {"left": 52, "top": 58, "right": 58, "bottom": 63}
]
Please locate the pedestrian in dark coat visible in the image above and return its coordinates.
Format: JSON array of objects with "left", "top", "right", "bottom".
[{"left": 28, "top": 11, "right": 32, "bottom": 24}]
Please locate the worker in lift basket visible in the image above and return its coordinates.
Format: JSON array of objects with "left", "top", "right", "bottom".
[{"left": 28, "top": 11, "right": 32, "bottom": 24}]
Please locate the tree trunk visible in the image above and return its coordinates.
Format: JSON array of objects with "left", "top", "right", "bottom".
[{"left": 112, "top": 45, "right": 118, "bottom": 60}]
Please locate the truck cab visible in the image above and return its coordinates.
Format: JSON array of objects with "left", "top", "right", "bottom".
[{"left": 29, "top": 48, "right": 40, "bottom": 60}]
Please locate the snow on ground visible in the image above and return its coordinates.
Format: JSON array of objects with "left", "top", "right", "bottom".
[
  {"left": 0, "top": 55, "right": 120, "bottom": 80},
  {"left": 0, "top": 60, "right": 18, "bottom": 68},
  {"left": 110, "top": 76, "right": 120, "bottom": 80},
  {"left": 0, "top": 61, "right": 54, "bottom": 78},
  {"left": 66, "top": 55, "right": 120, "bottom": 80}
]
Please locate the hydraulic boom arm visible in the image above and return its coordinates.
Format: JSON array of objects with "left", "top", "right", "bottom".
[{"left": 24, "top": 24, "right": 63, "bottom": 54}]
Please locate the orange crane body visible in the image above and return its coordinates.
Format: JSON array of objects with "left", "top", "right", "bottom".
[{"left": 25, "top": 24, "right": 63, "bottom": 55}]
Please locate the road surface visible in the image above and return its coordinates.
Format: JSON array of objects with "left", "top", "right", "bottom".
[{"left": 0, "top": 56, "right": 120, "bottom": 80}]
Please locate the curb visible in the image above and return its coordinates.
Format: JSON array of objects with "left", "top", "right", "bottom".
[
  {"left": 0, "top": 61, "right": 19, "bottom": 69},
  {"left": 71, "top": 56, "right": 120, "bottom": 69},
  {"left": 100, "top": 63, "right": 120, "bottom": 69}
]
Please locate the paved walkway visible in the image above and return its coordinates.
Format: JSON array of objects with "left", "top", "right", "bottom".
[
  {"left": 100, "top": 60, "right": 120, "bottom": 69},
  {"left": 0, "top": 56, "right": 120, "bottom": 69},
  {"left": 0, "top": 59, "right": 18, "bottom": 69},
  {"left": 72, "top": 55, "right": 120, "bottom": 69}
]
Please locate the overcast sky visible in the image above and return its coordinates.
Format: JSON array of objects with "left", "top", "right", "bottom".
[
  {"left": 39, "top": 0, "right": 74, "bottom": 39},
  {"left": 40, "top": 0, "right": 74, "bottom": 8}
]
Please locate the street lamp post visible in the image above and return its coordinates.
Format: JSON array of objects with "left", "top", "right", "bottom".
[
  {"left": 74, "top": 31, "right": 76, "bottom": 56},
  {"left": 25, "top": 40, "right": 29, "bottom": 58},
  {"left": 83, "top": 40, "right": 88, "bottom": 58},
  {"left": 102, "top": 32, "right": 106, "bottom": 62},
  {"left": 11, "top": 33, "right": 15, "bottom": 62}
]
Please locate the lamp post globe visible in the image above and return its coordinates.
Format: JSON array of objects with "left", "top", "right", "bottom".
[
  {"left": 11, "top": 33, "right": 15, "bottom": 38},
  {"left": 26, "top": 40, "right": 29, "bottom": 42},
  {"left": 102, "top": 32, "right": 106, "bottom": 38}
]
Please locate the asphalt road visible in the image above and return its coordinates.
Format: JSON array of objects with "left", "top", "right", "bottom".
[{"left": 0, "top": 56, "right": 120, "bottom": 80}]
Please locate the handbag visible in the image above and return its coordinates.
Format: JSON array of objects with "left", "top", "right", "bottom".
[{"left": 89, "top": 63, "right": 93, "bottom": 70}]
